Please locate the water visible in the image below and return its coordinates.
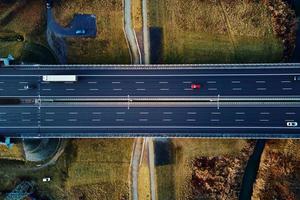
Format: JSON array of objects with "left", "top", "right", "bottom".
[{"left": 239, "top": 140, "right": 266, "bottom": 200}]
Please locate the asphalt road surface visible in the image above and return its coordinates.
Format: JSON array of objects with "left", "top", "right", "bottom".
[{"left": 0, "top": 64, "right": 299, "bottom": 138}]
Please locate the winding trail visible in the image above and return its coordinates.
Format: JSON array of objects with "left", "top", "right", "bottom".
[{"left": 124, "top": 0, "right": 142, "bottom": 64}]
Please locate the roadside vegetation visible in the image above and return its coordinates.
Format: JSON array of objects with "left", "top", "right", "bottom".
[
  {"left": 0, "top": 139, "right": 133, "bottom": 200},
  {"left": 252, "top": 140, "right": 300, "bottom": 200},
  {"left": 148, "top": 0, "right": 295, "bottom": 63},
  {"left": 53, "top": 0, "right": 131, "bottom": 64},
  {"left": 0, "top": 0, "right": 56, "bottom": 64},
  {"left": 154, "top": 139, "right": 254, "bottom": 200}
]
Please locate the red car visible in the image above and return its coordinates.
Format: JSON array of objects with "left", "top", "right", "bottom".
[{"left": 191, "top": 84, "right": 201, "bottom": 89}]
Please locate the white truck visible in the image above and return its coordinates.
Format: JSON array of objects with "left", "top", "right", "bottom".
[{"left": 42, "top": 75, "right": 77, "bottom": 82}]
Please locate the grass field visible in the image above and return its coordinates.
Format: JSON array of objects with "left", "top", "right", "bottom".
[
  {"left": 154, "top": 139, "right": 250, "bottom": 200},
  {"left": 0, "top": 0, "right": 57, "bottom": 64},
  {"left": 64, "top": 139, "right": 134, "bottom": 200},
  {"left": 0, "top": 143, "right": 25, "bottom": 161},
  {"left": 53, "top": 0, "right": 131, "bottom": 64},
  {"left": 148, "top": 0, "right": 283, "bottom": 63}
]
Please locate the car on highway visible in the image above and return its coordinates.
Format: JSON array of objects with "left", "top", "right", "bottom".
[
  {"left": 75, "top": 29, "right": 86, "bottom": 35},
  {"left": 42, "top": 177, "right": 51, "bottom": 182},
  {"left": 46, "top": 0, "right": 53, "bottom": 8},
  {"left": 287, "top": 121, "right": 298, "bottom": 127},
  {"left": 191, "top": 83, "right": 201, "bottom": 89}
]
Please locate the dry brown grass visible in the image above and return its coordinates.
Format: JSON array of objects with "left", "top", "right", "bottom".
[
  {"left": 252, "top": 140, "right": 300, "bottom": 200},
  {"left": 0, "top": 143, "right": 25, "bottom": 161},
  {"left": 132, "top": 0, "right": 143, "bottom": 31},
  {"left": 148, "top": 0, "right": 283, "bottom": 63},
  {"left": 53, "top": 0, "right": 131, "bottom": 64}
]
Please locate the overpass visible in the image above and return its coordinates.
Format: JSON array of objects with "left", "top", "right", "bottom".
[{"left": 0, "top": 63, "right": 299, "bottom": 138}]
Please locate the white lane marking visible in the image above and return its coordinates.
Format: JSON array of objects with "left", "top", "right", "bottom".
[
  {"left": 113, "top": 88, "right": 122, "bottom": 91},
  {"left": 183, "top": 81, "right": 192, "bottom": 84},
  {"left": 42, "top": 88, "right": 51, "bottom": 91},
  {"left": 187, "top": 112, "right": 197, "bottom": 115},
  {"left": 256, "top": 81, "right": 266, "bottom": 83},
  {"left": 21, "top": 112, "right": 31, "bottom": 115},
  {"left": 89, "top": 88, "right": 99, "bottom": 91},
  {"left": 187, "top": 119, "right": 196, "bottom": 122},
  {"left": 0, "top": 112, "right": 7, "bottom": 114},
  {"left": 92, "top": 119, "right": 101, "bottom": 122},
  {"left": 159, "top": 81, "right": 168, "bottom": 84},
  {"left": 92, "top": 112, "right": 102, "bottom": 115},
  {"left": 235, "top": 112, "right": 245, "bottom": 115},
  {"left": 116, "top": 112, "right": 125, "bottom": 115},
  {"left": 18, "top": 88, "right": 26, "bottom": 91},
  {"left": 232, "top": 88, "right": 242, "bottom": 91},
  {"left": 285, "top": 119, "right": 295, "bottom": 122},
  {"left": 139, "top": 119, "right": 148, "bottom": 122},
  {"left": 136, "top": 81, "right": 144, "bottom": 84},
  {"left": 260, "top": 112, "right": 270, "bottom": 115},
  {"left": 45, "top": 112, "right": 55, "bottom": 115},
  {"left": 45, "top": 119, "right": 54, "bottom": 122},
  {"left": 66, "top": 88, "right": 75, "bottom": 91},
  {"left": 22, "top": 119, "right": 31, "bottom": 122},
  {"left": 68, "top": 112, "right": 78, "bottom": 115},
  {"left": 163, "top": 119, "right": 172, "bottom": 122},
  {"left": 260, "top": 119, "right": 269, "bottom": 122},
  {"left": 235, "top": 119, "right": 244, "bottom": 122},
  {"left": 285, "top": 112, "right": 296, "bottom": 115},
  {"left": 256, "top": 88, "right": 266, "bottom": 91},
  {"left": 160, "top": 88, "right": 169, "bottom": 91},
  {"left": 139, "top": 112, "right": 149, "bottom": 115},
  {"left": 112, "top": 81, "right": 120, "bottom": 84},
  {"left": 0, "top": 89, "right": 3, "bottom": 91},
  {"left": 0, "top": 119, "right": 7, "bottom": 122},
  {"left": 210, "top": 119, "right": 220, "bottom": 122},
  {"left": 116, "top": 119, "right": 124, "bottom": 122},
  {"left": 136, "top": 88, "right": 146, "bottom": 91},
  {"left": 68, "top": 119, "right": 77, "bottom": 122},
  {"left": 282, "top": 88, "right": 293, "bottom": 90},
  {"left": 184, "top": 88, "right": 192, "bottom": 91},
  {"left": 208, "top": 88, "right": 217, "bottom": 91},
  {"left": 281, "top": 80, "right": 291, "bottom": 83},
  {"left": 231, "top": 81, "right": 240, "bottom": 84},
  {"left": 0, "top": 82, "right": 4, "bottom": 84},
  {"left": 163, "top": 112, "right": 173, "bottom": 115},
  {"left": 19, "top": 82, "right": 28, "bottom": 84},
  {"left": 207, "top": 81, "right": 216, "bottom": 84},
  {"left": 211, "top": 112, "right": 220, "bottom": 115},
  {"left": 88, "top": 81, "right": 97, "bottom": 84}
]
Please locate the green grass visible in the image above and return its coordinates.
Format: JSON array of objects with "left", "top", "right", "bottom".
[
  {"left": 64, "top": 139, "right": 134, "bottom": 200},
  {"left": 53, "top": 0, "right": 131, "bottom": 64},
  {"left": 148, "top": 0, "right": 283, "bottom": 64}
]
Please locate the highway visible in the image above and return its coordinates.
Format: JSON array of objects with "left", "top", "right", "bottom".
[{"left": 0, "top": 64, "right": 299, "bottom": 138}]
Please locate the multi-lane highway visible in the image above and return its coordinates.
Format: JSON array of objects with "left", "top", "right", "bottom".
[{"left": 0, "top": 64, "right": 299, "bottom": 138}]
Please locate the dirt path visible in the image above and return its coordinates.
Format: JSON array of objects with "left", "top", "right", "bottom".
[
  {"left": 130, "top": 138, "right": 144, "bottom": 200},
  {"left": 142, "top": 0, "right": 150, "bottom": 64},
  {"left": 148, "top": 138, "right": 156, "bottom": 200},
  {"left": 124, "top": 0, "right": 142, "bottom": 64}
]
